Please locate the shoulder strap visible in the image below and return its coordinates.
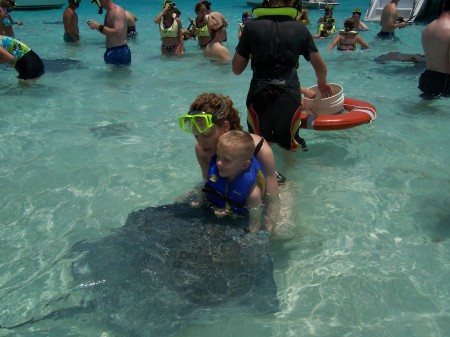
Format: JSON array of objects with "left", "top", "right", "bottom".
[{"left": 254, "top": 137, "right": 265, "bottom": 156}]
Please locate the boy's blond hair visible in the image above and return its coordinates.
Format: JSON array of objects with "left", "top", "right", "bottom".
[{"left": 218, "top": 130, "right": 254, "bottom": 162}]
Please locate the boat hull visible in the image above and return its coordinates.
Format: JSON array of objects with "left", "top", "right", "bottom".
[
  {"left": 302, "top": 1, "right": 340, "bottom": 10},
  {"left": 14, "top": 0, "right": 65, "bottom": 10}
]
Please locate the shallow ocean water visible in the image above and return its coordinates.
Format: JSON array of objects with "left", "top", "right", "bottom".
[{"left": 1, "top": 0, "right": 449, "bottom": 336}]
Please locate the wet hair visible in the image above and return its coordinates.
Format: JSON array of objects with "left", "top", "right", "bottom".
[
  {"left": 189, "top": 93, "right": 242, "bottom": 131},
  {"left": 202, "top": 1, "right": 211, "bottom": 10},
  {"left": 344, "top": 18, "right": 355, "bottom": 32},
  {"left": 444, "top": 0, "right": 450, "bottom": 11},
  {"left": 242, "top": 11, "right": 252, "bottom": 21},
  {"left": 194, "top": 2, "right": 205, "bottom": 12},
  {"left": 218, "top": 130, "right": 254, "bottom": 162}
]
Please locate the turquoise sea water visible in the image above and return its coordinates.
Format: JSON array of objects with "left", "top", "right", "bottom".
[{"left": 1, "top": 0, "right": 449, "bottom": 336}]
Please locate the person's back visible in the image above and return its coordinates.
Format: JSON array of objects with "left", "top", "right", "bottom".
[
  {"left": 327, "top": 19, "right": 369, "bottom": 51},
  {"left": 0, "top": 34, "right": 45, "bottom": 80},
  {"left": 419, "top": 0, "right": 450, "bottom": 95},
  {"left": 378, "top": 0, "right": 407, "bottom": 37},
  {"left": 125, "top": 10, "right": 138, "bottom": 37},
  {"left": 232, "top": 0, "right": 332, "bottom": 152},
  {"left": 422, "top": 4, "right": 450, "bottom": 74},
  {"left": 241, "top": 15, "right": 308, "bottom": 80}
]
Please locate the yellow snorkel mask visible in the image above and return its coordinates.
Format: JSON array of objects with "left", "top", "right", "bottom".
[{"left": 178, "top": 99, "right": 226, "bottom": 134}]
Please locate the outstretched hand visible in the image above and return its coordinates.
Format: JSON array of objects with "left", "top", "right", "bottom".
[{"left": 318, "top": 82, "right": 333, "bottom": 98}]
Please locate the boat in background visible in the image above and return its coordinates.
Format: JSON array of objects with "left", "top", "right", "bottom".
[
  {"left": 14, "top": 0, "right": 65, "bottom": 10},
  {"left": 247, "top": 1, "right": 340, "bottom": 10},
  {"left": 302, "top": 1, "right": 340, "bottom": 10},
  {"left": 365, "top": 0, "right": 444, "bottom": 22}
]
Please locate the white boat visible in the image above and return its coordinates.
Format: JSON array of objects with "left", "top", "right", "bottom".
[
  {"left": 247, "top": 1, "right": 340, "bottom": 9},
  {"left": 302, "top": 1, "right": 340, "bottom": 10},
  {"left": 14, "top": 0, "right": 65, "bottom": 10},
  {"left": 365, "top": 0, "right": 443, "bottom": 22}
]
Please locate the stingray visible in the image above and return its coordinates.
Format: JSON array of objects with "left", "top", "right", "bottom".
[
  {"left": 0, "top": 203, "right": 278, "bottom": 336},
  {"left": 42, "top": 58, "right": 85, "bottom": 73},
  {"left": 374, "top": 52, "right": 426, "bottom": 64},
  {"left": 89, "top": 121, "right": 132, "bottom": 138},
  {"left": 42, "top": 21, "right": 63, "bottom": 25}
]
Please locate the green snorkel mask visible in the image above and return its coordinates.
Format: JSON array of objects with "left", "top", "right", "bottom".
[{"left": 178, "top": 99, "right": 226, "bottom": 134}]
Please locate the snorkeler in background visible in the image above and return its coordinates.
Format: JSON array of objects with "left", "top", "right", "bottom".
[
  {"left": 153, "top": 1, "right": 184, "bottom": 55},
  {"left": 63, "top": 0, "right": 80, "bottom": 44},
  {"left": 351, "top": 7, "right": 368, "bottom": 31},
  {"left": 0, "top": 0, "right": 23, "bottom": 38},
  {"left": 314, "top": 17, "right": 336, "bottom": 39}
]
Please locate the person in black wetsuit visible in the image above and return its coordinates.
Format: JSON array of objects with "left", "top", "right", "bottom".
[{"left": 232, "top": 0, "right": 332, "bottom": 152}]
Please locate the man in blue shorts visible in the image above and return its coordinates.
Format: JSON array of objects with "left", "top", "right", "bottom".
[
  {"left": 232, "top": 0, "right": 332, "bottom": 152},
  {"left": 87, "top": 0, "right": 131, "bottom": 66}
]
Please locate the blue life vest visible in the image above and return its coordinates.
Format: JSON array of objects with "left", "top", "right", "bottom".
[{"left": 203, "top": 156, "right": 265, "bottom": 215}]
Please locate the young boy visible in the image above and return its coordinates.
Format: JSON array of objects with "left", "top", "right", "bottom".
[{"left": 202, "top": 130, "right": 265, "bottom": 232}]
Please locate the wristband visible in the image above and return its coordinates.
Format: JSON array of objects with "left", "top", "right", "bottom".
[{"left": 98, "top": 24, "right": 104, "bottom": 33}]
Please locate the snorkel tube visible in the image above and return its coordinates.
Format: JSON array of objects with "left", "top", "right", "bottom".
[{"left": 91, "top": 0, "right": 103, "bottom": 15}]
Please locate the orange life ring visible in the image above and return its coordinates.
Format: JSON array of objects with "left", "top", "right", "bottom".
[{"left": 300, "top": 97, "right": 377, "bottom": 131}]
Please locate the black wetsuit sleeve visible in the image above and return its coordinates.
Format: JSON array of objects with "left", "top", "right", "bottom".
[
  {"left": 235, "top": 25, "right": 251, "bottom": 59},
  {"left": 299, "top": 26, "right": 318, "bottom": 62}
]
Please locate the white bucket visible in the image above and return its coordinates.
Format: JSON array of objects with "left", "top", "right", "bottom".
[{"left": 302, "top": 83, "right": 344, "bottom": 115}]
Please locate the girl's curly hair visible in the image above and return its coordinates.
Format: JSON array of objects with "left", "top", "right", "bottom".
[{"left": 189, "top": 93, "right": 243, "bottom": 131}]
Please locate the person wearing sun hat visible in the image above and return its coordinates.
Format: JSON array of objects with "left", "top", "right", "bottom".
[
  {"left": 63, "top": 0, "right": 80, "bottom": 43},
  {"left": 204, "top": 11, "right": 229, "bottom": 61},
  {"left": 351, "top": 7, "right": 368, "bottom": 31}
]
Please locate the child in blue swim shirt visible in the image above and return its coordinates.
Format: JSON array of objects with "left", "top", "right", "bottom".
[{"left": 203, "top": 130, "right": 265, "bottom": 233}]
